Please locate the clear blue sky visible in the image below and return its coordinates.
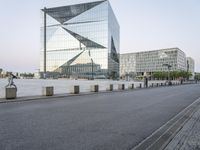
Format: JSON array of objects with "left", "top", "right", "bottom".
[{"left": 0, "top": 0, "right": 200, "bottom": 72}]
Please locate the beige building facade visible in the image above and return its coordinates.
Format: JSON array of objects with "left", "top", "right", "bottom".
[{"left": 120, "top": 48, "right": 189, "bottom": 78}]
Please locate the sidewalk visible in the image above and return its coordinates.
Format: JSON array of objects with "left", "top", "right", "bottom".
[{"left": 165, "top": 105, "right": 200, "bottom": 150}]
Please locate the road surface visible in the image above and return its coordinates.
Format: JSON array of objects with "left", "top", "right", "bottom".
[{"left": 0, "top": 84, "right": 200, "bottom": 150}]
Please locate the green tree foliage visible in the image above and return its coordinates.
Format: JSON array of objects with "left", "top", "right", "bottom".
[
  {"left": 153, "top": 71, "right": 192, "bottom": 80},
  {"left": 195, "top": 74, "right": 200, "bottom": 80}
]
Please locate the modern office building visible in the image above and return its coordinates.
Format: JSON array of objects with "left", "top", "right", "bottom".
[
  {"left": 40, "top": 0, "right": 120, "bottom": 79},
  {"left": 187, "top": 57, "right": 195, "bottom": 79},
  {"left": 120, "top": 48, "right": 188, "bottom": 77}
]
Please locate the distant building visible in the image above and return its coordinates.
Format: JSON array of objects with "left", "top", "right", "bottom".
[
  {"left": 34, "top": 72, "right": 43, "bottom": 79},
  {"left": 187, "top": 57, "right": 195, "bottom": 79},
  {"left": 40, "top": 0, "right": 120, "bottom": 79},
  {"left": 0, "top": 68, "right": 3, "bottom": 78},
  {"left": 120, "top": 48, "right": 187, "bottom": 78},
  {"left": 0, "top": 70, "right": 9, "bottom": 78}
]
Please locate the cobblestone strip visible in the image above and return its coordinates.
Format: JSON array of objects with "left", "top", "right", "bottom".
[{"left": 165, "top": 106, "right": 200, "bottom": 150}]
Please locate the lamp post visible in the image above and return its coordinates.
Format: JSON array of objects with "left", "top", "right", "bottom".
[
  {"left": 163, "top": 64, "right": 172, "bottom": 85},
  {"left": 91, "top": 58, "right": 94, "bottom": 80},
  {"left": 43, "top": 7, "right": 47, "bottom": 79}
]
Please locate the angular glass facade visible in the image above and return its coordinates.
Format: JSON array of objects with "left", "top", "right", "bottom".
[{"left": 40, "top": 0, "right": 120, "bottom": 79}]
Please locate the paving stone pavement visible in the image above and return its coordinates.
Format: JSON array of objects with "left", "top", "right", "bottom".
[{"left": 165, "top": 106, "right": 200, "bottom": 150}]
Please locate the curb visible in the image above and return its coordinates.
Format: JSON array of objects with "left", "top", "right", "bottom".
[
  {"left": 131, "top": 97, "right": 200, "bottom": 150},
  {"left": 0, "top": 88, "right": 143, "bottom": 104},
  {"left": 0, "top": 83, "right": 197, "bottom": 104}
]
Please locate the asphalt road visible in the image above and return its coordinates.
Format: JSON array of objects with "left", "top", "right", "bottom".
[{"left": 0, "top": 84, "right": 200, "bottom": 150}]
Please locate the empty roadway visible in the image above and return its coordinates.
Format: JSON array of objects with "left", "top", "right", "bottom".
[{"left": 0, "top": 84, "right": 200, "bottom": 150}]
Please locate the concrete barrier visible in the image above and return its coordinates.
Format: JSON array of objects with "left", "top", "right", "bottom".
[
  {"left": 128, "top": 84, "right": 134, "bottom": 89},
  {"left": 118, "top": 84, "right": 125, "bottom": 90},
  {"left": 139, "top": 83, "right": 142, "bottom": 88},
  {"left": 70, "top": 85, "right": 80, "bottom": 94},
  {"left": 91, "top": 85, "right": 99, "bottom": 92},
  {"left": 107, "top": 84, "right": 113, "bottom": 91},
  {"left": 5, "top": 87, "right": 17, "bottom": 99},
  {"left": 151, "top": 83, "right": 154, "bottom": 87},
  {"left": 42, "top": 86, "right": 54, "bottom": 96}
]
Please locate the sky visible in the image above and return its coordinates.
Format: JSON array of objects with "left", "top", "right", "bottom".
[{"left": 0, "top": 0, "right": 200, "bottom": 72}]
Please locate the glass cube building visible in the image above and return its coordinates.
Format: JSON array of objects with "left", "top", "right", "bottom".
[{"left": 40, "top": 0, "right": 120, "bottom": 79}]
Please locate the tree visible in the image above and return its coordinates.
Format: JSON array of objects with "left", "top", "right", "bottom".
[
  {"left": 195, "top": 74, "right": 200, "bottom": 80},
  {"left": 152, "top": 71, "right": 167, "bottom": 80},
  {"left": 153, "top": 71, "right": 192, "bottom": 80}
]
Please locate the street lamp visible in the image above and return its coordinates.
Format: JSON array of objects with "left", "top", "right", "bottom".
[
  {"left": 91, "top": 58, "right": 94, "bottom": 80},
  {"left": 163, "top": 64, "right": 172, "bottom": 85},
  {"left": 43, "top": 7, "right": 47, "bottom": 79}
]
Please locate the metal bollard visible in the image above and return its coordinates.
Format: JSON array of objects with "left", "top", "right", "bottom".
[
  {"left": 42, "top": 86, "right": 54, "bottom": 96},
  {"left": 152, "top": 83, "right": 154, "bottom": 87},
  {"left": 70, "top": 85, "right": 80, "bottom": 94},
  {"left": 157, "top": 83, "right": 159, "bottom": 87},
  {"left": 139, "top": 83, "right": 142, "bottom": 88},
  {"left": 118, "top": 84, "right": 125, "bottom": 90},
  {"left": 91, "top": 85, "right": 99, "bottom": 92},
  {"left": 128, "top": 84, "right": 134, "bottom": 89},
  {"left": 107, "top": 84, "right": 113, "bottom": 91}
]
